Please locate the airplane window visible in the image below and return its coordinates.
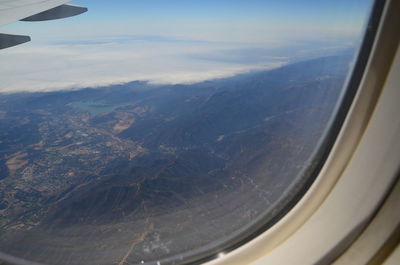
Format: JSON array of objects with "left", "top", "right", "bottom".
[{"left": 0, "top": 0, "right": 377, "bottom": 264}]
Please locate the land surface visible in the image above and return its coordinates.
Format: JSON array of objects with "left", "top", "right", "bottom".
[{"left": 0, "top": 55, "right": 350, "bottom": 265}]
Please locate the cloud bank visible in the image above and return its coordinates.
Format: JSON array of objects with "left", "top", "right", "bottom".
[{"left": 0, "top": 35, "right": 353, "bottom": 94}]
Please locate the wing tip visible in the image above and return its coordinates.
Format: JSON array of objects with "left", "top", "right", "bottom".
[
  {"left": 21, "top": 4, "right": 88, "bottom": 22},
  {"left": 0, "top": 33, "right": 31, "bottom": 50}
]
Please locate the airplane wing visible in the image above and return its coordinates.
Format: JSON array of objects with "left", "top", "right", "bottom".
[{"left": 0, "top": 0, "right": 87, "bottom": 49}]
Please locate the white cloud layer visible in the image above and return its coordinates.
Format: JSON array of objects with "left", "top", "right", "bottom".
[
  {"left": 0, "top": 36, "right": 354, "bottom": 94},
  {"left": 0, "top": 37, "right": 291, "bottom": 93}
]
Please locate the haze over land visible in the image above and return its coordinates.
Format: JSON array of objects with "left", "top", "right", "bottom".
[{"left": 0, "top": 55, "right": 352, "bottom": 265}]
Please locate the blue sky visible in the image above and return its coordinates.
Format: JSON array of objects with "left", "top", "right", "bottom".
[
  {"left": 72, "top": 0, "right": 371, "bottom": 23},
  {"left": 0, "top": 0, "right": 373, "bottom": 93},
  {"left": 4, "top": 0, "right": 373, "bottom": 43},
  {"left": 75, "top": 0, "right": 372, "bottom": 29}
]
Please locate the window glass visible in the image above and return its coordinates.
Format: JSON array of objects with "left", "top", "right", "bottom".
[{"left": 0, "top": 0, "right": 375, "bottom": 264}]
